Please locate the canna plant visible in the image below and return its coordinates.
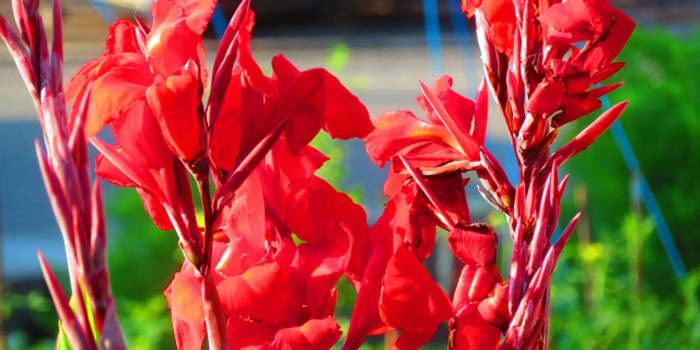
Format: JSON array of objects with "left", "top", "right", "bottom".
[
  {"left": 353, "top": 0, "right": 635, "bottom": 349},
  {"left": 0, "top": 0, "right": 635, "bottom": 349}
]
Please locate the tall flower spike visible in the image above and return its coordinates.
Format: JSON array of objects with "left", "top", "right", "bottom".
[{"left": 0, "top": 1, "right": 126, "bottom": 347}]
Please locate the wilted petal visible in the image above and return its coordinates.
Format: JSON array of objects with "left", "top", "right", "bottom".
[{"left": 449, "top": 223, "right": 498, "bottom": 267}]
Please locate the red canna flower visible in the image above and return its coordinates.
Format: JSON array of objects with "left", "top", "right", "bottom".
[
  {"left": 344, "top": 153, "right": 474, "bottom": 349},
  {"left": 208, "top": 11, "right": 373, "bottom": 184},
  {"left": 364, "top": 75, "right": 486, "bottom": 178},
  {"left": 67, "top": 0, "right": 212, "bottom": 164},
  {"left": 165, "top": 143, "right": 362, "bottom": 349}
]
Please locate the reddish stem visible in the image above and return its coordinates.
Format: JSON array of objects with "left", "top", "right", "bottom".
[{"left": 196, "top": 172, "right": 230, "bottom": 349}]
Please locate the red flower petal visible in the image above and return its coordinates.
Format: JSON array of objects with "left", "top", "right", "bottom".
[
  {"left": 236, "top": 15, "right": 276, "bottom": 97},
  {"left": 226, "top": 318, "right": 279, "bottom": 349},
  {"left": 478, "top": 0, "right": 516, "bottom": 57},
  {"left": 209, "top": 68, "right": 244, "bottom": 174},
  {"left": 148, "top": 0, "right": 201, "bottom": 75},
  {"left": 165, "top": 273, "right": 205, "bottom": 350},
  {"left": 552, "top": 93, "right": 602, "bottom": 128},
  {"left": 364, "top": 110, "right": 457, "bottom": 167},
  {"left": 477, "top": 282, "right": 510, "bottom": 330},
  {"left": 469, "top": 267, "right": 496, "bottom": 301},
  {"left": 105, "top": 20, "right": 141, "bottom": 55},
  {"left": 380, "top": 245, "right": 454, "bottom": 330},
  {"left": 417, "top": 75, "right": 475, "bottom": 135},
  {"left": 216, "top": 261, "right": 296, "bottom": 324},
  {"left": 172, "top": 0, "right": 217, "bottom": 35},
  {"left": 526, "top": 81, "right": 565, "bottom": 116},
  {"left": 453, "top": 265, "right": 478, "bottom": 314},
  {"left": 271, "top": 317, "right": 342, "bottom": 350},
  {"left": 315, "top": 69, "right": 373, "bottom": 140},
  {"left": 94, "top": 147, "right": 137, "bottom": 187},
  {"left": 146, "top": 60, "right": 204, "bottom": 161},
  {"left": 449, "top": 307, "right": 502, "bottom": 350},
  {"left": 539, "top": 0, "right": 603, "bottom": 43},
  {"left": 274, "top": 67, "right": 373, "bottom": 153},
  {"left": 343, "top": 236, "right": 394, "bottom": 349},
  {"left": 574, "top": 9, "right": 636, "bottom": 72},
  {"left": 292, "top": 221, "right": 352, "bottom": 317},
  {"left": 393, "top": 326, "right": 439, "bottom": 350},
  {"left": 461, "top": 0, "right": 482, "bottom": 17},
  {"left": 75, "top": 55, "right": 153, "bottom": 137},
  {"left": 136, "top": 187, "right": 175, "bottom": 231}
]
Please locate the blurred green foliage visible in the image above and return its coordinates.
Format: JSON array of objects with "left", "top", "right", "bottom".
[
  {"left": 562, "top": 27, "right": 700, "bottom": 289},
  {"left": 552, "top": 27, "right": 700, "bottom": 348},
  {"left": 104, "top": 188, "right": 182, "bottom": 349},
  {"left": 550, "top": 214, "right": 700, "bottom": 348}
]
